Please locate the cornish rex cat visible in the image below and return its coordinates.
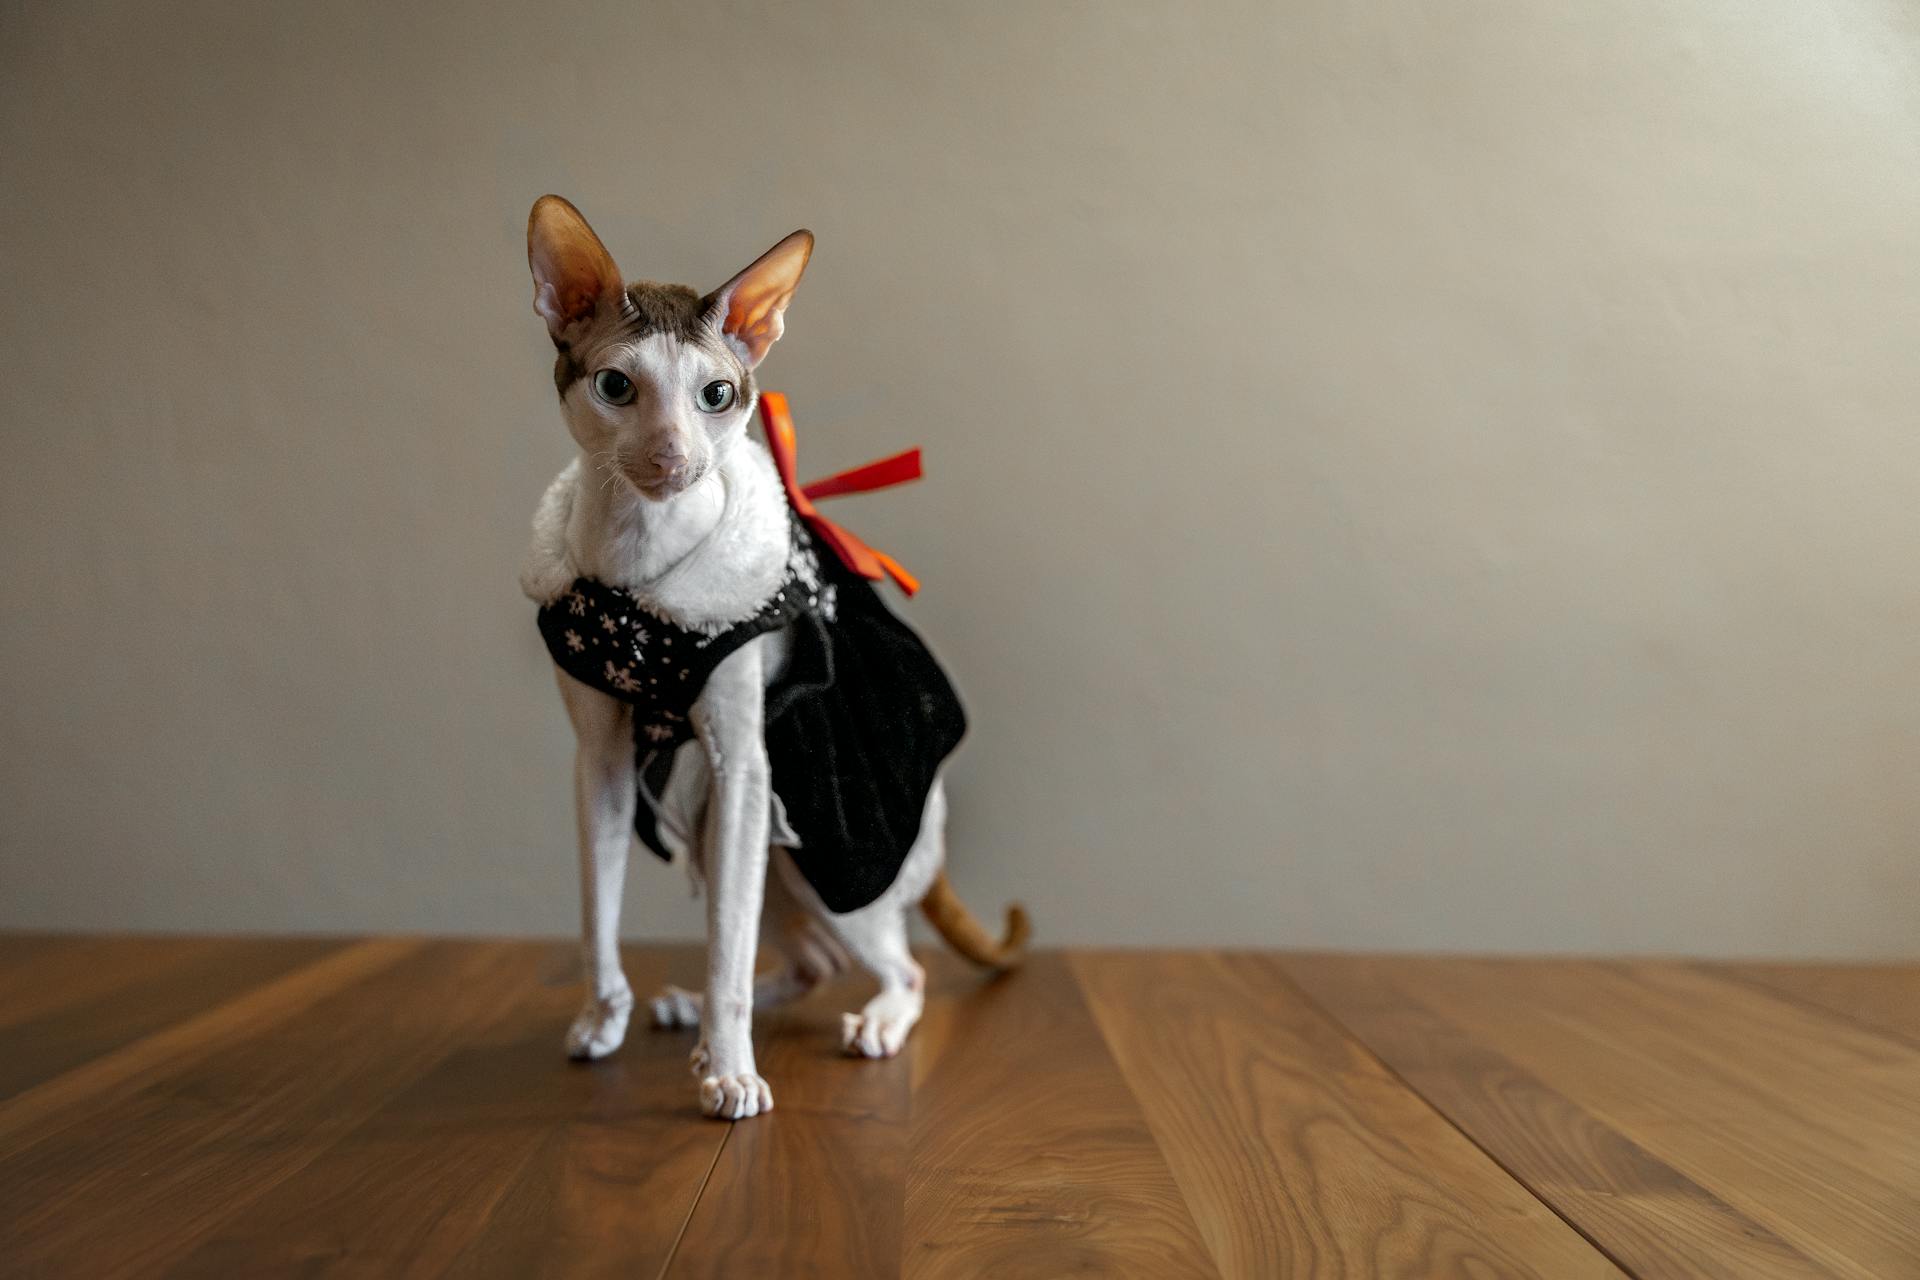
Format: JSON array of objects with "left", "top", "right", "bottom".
[{"left": 520, "top": 196, "right": 1027, "bottom": 1119}]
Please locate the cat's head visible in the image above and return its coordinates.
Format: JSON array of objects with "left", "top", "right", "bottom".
[{"left": 526, "top": 195, "right": 811, "bottom": 501}]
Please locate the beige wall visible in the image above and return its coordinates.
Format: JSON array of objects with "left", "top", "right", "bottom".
[{"left": 4, "top": 1, "right": 1918, "bottom": 955}]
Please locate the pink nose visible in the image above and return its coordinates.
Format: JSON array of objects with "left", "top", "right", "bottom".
[{"left": 650, "top": 444, "right": 687, "bottom": 472}]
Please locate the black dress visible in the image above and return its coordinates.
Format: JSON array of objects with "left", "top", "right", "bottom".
[{"left": 535, "top": 515, "right": 966, "bottom": 913}]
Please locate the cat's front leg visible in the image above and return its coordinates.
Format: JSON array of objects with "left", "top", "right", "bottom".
[
  {"left": 689, "top": 640, "right": 774, "bottom": 1119},
  {"left": 556, "top": 667, "right": 636, "bottom": 1060}
]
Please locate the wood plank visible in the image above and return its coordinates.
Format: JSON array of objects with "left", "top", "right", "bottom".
[
  {"left": 0, "top": 935, "right": 419, "bottom": 1151},
  {"left": 0, "top": 940, "right": 549, "bottom": 1276},
  {"left": 1620, "top": 964, "right": 1920, "bottom": 1158},
  {"left": 0, "top": 935, "right": 110, "bottom": 1020},
  {"left": 664, "top": 951, "right": 991, "bottom": 1277},
  {"left": 1284, "top": 953, "right": 1830, "bottom": 1279},
  {"left": 1714, "top": 962, "right": 1920, "bottom": 1049},
  {"left": 5, "top": 939, "right": 1909, "bottom": 1278},
  {"left": 666, "top": 964, "right": 915, "bottom": 1279},
  {"left": 903, "top": 952, "right": 1218, "bottom": 1279},
  {"left": 0, "top": 935, "right": 241, "bottom": 1028},
  {"left": 0, "top": 933, "right": 76, "bottom": 967},
  {"left": 1074, "top": 951, "right": 1621, "bottom": 1280},
  {"left": 441, "top": 945, "right": 727, "bottom": 1280},
  {"left": 903, "top": 951, "right": 979, "bottom": 1095},
  {"left": 168, "top": 946, "right": 727, "bottom": 1279},
  {"left": 1348, "top": 957, "right": 1920, "bottom": 1280},
  {"left": 0, "top": 935, "right": 347, "bottom": 1099}
]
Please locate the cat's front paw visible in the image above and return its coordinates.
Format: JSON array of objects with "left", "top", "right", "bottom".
[
  {"left": 564, "top": 988, "right": 634, "bottom": 1061},
  {"left": 699, "top": 1071, "right": 774, "bottom": 1120}
]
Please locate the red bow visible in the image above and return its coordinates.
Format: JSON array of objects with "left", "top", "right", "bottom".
[{"left": 758, "top": 391, "right": 923, "bottom": 596}]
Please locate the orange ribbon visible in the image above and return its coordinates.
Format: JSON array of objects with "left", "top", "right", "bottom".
[{"left": 758, "top": 391, "right": 923, "bottom": 596}]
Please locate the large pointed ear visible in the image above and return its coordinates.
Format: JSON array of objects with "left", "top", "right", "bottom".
[
  {"left": 708, "top": 230, "right": 813, "bottom": 368},
  {"left": 527, "top": 195, "right": 622, "bottom": 346}
]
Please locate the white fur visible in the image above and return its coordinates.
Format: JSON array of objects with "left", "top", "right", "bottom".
[{"left": 527, "top": 394, "right": 946, "bottom": 1119}]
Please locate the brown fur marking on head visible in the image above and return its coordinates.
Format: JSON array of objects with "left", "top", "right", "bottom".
[
  {"left": 624, "top": 281, "right": 710, "bottom": 342},
  {"left": 552, "top": 280, "right": 739, "bottom": 397},
  {"left": 552, "top": 344, "right": 587, "bottom": 396}
]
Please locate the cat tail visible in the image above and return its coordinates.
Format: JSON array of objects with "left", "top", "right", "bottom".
[{"left": 920, "top": 871, "right": 1030, "bottom": 971}]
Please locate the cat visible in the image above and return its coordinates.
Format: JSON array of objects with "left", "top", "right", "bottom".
[{"left": 519, "top": 195, "right": 1027, "bottom": 1120}]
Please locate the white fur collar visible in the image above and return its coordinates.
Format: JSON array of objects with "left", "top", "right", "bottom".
[
  {"left": 637, "top": 441, "right": 791, "bottom": 627},
  {"left": 520, "top": 439, "right": 792, "bottom": 631}
]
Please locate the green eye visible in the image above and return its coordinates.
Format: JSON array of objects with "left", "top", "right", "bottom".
[
  {"left": 592, "top": 369, "right": 635, "bottom": 405},
  {"left": 698, "top": 380, "right": 736, "bottom": 413}
]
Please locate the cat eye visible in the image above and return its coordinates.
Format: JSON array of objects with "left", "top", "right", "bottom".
[
  {"left": 697, "top": 380, "right": 736, "bottom": 413},
  {"left": 592, "top": 369, "right": 636, "bottom": 406}
]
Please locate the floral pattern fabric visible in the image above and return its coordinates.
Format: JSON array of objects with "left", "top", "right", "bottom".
[
  {"left": 533, "top": 514, "right": 966, "bottom": 914},
  {"left": 536, "top": 514, "right": 833, "bottom": 748}
]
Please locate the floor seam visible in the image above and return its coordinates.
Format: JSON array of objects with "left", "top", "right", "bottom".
[
  {"left": 1276, "top": 965, "right": 1644, "bottom": 1280},
  {"left": 656, "top": 1121, "right": 732, "bottom": 1280}
]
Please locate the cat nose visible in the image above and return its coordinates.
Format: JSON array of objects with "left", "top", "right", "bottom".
[{"left": 650, "top": 442, "right": 688, "bottom": 470}]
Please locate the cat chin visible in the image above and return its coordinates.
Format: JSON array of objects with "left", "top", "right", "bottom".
[
  {"left": 621, "top": 466, "right": 706, "bottom": 503},
  {"left": 636, "top": 472, "right": 706, "bottom": 503}
]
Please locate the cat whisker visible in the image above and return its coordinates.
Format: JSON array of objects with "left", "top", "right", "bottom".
[{"left": 589, "top": 448, "right": 625, "bottom": 494}]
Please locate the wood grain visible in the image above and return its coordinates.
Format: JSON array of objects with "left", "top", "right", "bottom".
[
  {"left": 3, "top": 936, "right": 1917, "bottom": 1278},
  {"left": 0, "top": 940, "right": 535, "bottom": 1275},
  {"left": 1716, "top": 961, "right": 1920, "bottom": 1048},
  {"left": 0, "top": 935, "right": 346, "bottom": 1099},
  {"left": 441, "top": 946, "right": 729, "bottom": 1280},
  {"left": 0, "top": 936, "right": 421, "bottom": 1152},
  {"left": 905, "top": 952, "right": 1217, "bottom": 1279},
  {"left": 1345, "top": 957, "right": 1920, "bottom": 1280},
  {"left": 0, "top": 935, "right": 166, "bottom": 1025},
  {"left": 1076, "top": 950, "right": 1621, "bottom": 1279},
  {"left": 1284, "top": 953, "right": 1830, "bottom": 1279},
  {"left": 168, "top": 946, "right": 725, "bottom": 1279},
  {"left": 0, "top": 935, "right": 296, "bottom": 1030},
  {"left": 667, "top": 974, "right": 913, "bottom": 1278}
]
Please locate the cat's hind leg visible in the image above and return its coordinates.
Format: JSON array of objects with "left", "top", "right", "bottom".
[
  {"left": 648, "top": 966, "right": 818, "bottom": 1029},
  {"left": 834, "top": 903, "right": 924, "bottom": 1059},
  {"left": 653, "top": 896, "right": 925, "bottom": 1057},
  {"left": 649, "top": 852, "right": 843, "bottom": 1029},
  {"left": 801, "top": 782, "right": 947, "bottom": 1058}
]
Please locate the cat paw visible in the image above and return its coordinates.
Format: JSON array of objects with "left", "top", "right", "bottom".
[
  {"left": 564, "top": 988, "right": 634, "bottom": 1060},
  {"left": 699, "top": 1071, "right": 774, "bottom": 1120},
  {"left": 649, "top": 984, "right": 702, "bottom": 1029},
  {"left": 841, "top": 989, "right": 923, "bottom": 1059}
]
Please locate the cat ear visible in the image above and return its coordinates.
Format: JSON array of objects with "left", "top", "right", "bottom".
[
  {"left": 708, "top": 230, "right": 813, "bottom": 368},
  {"left": 527, "top": 195, "right": 622, "bottom": 346}
]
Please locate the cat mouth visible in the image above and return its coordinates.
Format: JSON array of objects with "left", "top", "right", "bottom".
[{"left": 626, "top": 466, "right": 700, "bottom": 499}]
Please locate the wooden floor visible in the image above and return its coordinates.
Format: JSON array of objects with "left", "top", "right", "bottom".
[{"left": 1, "top": 938, "right": 1916, "bottom": 1278}]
